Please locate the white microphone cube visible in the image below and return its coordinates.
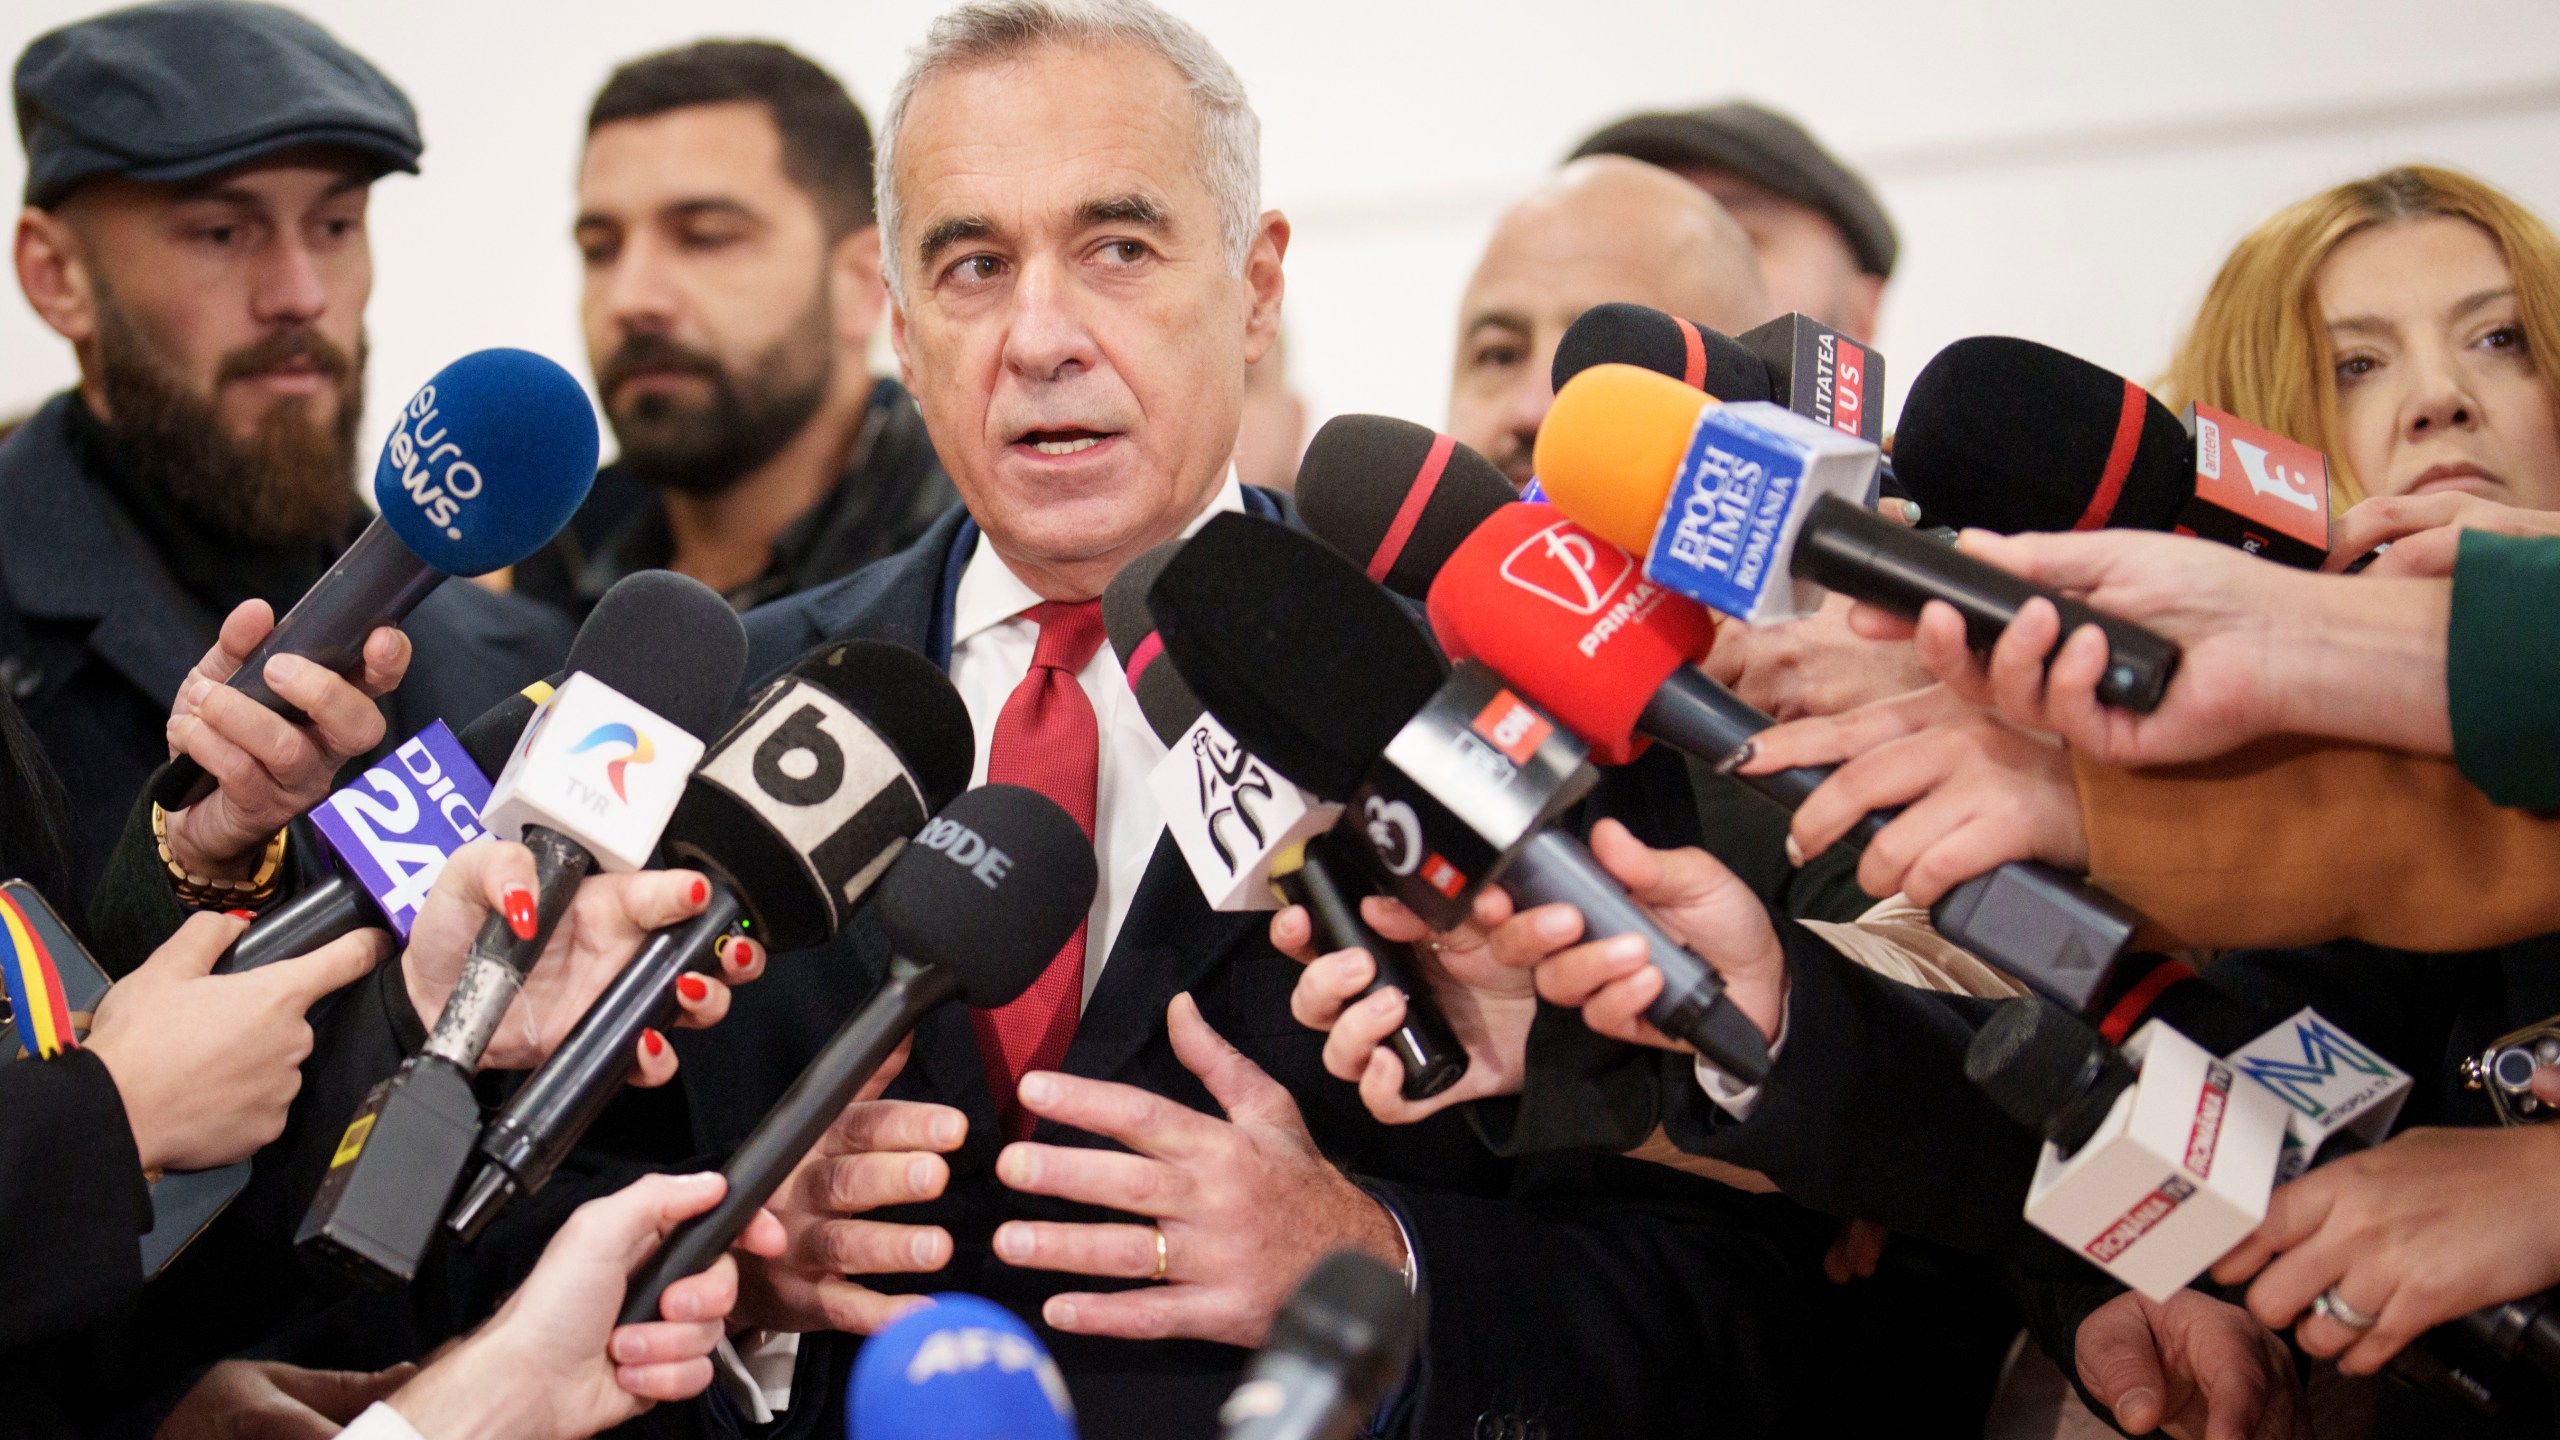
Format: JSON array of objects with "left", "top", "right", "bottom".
[
  {"left": 1148, "top": 714, "right": 1340, "bottom": 912},
  {"left": 480, "top": 672, "right": 704, "bottom": 872},
  {"left": 2228, "top": 1008, "right": 2411, "bottom": 1181},
  {"left": 1641, "top": 401, "right": 1879, "bottom": 625},
  {"left": 2020, "top": 1020, "right": 2290, "bottom": 1301}
]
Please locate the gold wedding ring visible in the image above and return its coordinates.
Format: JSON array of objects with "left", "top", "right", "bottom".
[{"left": 1151, "top": 1226, "right": 1169, "bottom": 1283}]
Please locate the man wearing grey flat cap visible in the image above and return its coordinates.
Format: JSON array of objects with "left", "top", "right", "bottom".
[
  {"left": 1, "top": 0, "right": 569, "bottom": 931},
  {"left": 1573, "top": 100, "right": 1896, "bottom": 343}
]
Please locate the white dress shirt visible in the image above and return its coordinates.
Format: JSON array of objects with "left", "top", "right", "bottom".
[{"left": 715, "top": 473, "right": 1248, "bottom": 1420}]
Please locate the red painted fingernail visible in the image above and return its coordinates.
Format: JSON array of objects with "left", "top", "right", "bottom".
[
  {"left": 643, "top": 1028, "right": 666, "bottom": 1057},
  {"left": 504, "top": 887, "right": 538, "bottom": 941},
  {"left": 676, "top": 974, "right": 709, "bottom": 1004},
  {"left": 225, "top": 908, "right": 255, "bottom": 921},
  {"left": 689, "top": 877, "right": 708, "bottom": 906}
]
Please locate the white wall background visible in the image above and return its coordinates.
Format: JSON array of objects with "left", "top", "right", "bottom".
[{"left": 2, "top": 0, "right": 2557, "bottom": 471}]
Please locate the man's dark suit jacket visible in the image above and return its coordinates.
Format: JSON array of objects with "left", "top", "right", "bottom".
[
  {"left": 0, "top": 391, "right": 575, "bottom": 918},
  {"left": 658, "top": 496, "right": 1837, "bottom": 1440}
]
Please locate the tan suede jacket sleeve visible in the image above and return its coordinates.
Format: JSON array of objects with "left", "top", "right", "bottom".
[{"left": 2075, "top": 737, "right": 2560, "bottom": 952}]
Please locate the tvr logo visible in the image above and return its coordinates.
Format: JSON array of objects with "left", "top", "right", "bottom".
[
  {"left": 568, "top": 724, "right": 657, "bottom": 801},
  {"left": 2233, "top": 439, "right": 2322, "bottom": 513},
  {"left": 1501, "top": 521, "right": 1630, "bottom": 617}
]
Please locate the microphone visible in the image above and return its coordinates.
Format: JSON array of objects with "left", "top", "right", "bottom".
[
  {"left": 1894, "top": 336, "right": 2331, "bottom": 567},
  {"left": 446, "top": 639, "right": 975, "bottom": 1237},
  {"left": 1428, "top": 501, "right": 2145, "bottom": 1013},
  {"left": 1147, "top": 513, "right": 1770, "bottom": 1083},
  {"left": 1103, "top": 539, "right": 1465, "bottom": 1100},
  {"left": 153, "top": 350, "right": 600, "bottom": 810},
  {"left": 1536, "top": 363, "right": 2182, "bottom": 712},
  {"left": 1220, "top": 1251, "right": 1421, "bottom": 1440},
  {"left": 1552, "top": 302, "right": 1883, "bottom": 446},
  {"left": 847, "top": 1292, "right": 1079, "bottom": 1440},
  {"left": 616, "top": 782, "right": 1096, "bottom": 1324},
  {"left": 298, "top": 575, "right": 744, "bottom": 1288},
  {"left": 1293, "top": 416, "right": 1520, "bottom": 600}
]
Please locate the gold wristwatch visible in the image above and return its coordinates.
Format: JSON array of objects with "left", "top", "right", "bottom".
[{"left": 152, "top": 804, "right": 288, "bottom": 909}]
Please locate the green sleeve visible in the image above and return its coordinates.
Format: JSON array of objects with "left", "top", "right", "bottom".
[{"left": 2449, "top": 529, "right": 2560, "bottom": 807}]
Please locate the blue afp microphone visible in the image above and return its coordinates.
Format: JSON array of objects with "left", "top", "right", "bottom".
[
  {"left": 848, "top": 1294, "right": 1077, "bottom": 1440},
  {"left": 154, "top": 348, "right": 599, "bottom": 809}
]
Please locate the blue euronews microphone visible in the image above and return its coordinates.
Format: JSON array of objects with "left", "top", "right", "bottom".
[
  {"left": 848, "top": 1295, "right": 1077, "bottom": 1440},
  {"left": 155, "top": 348, "right": 599, "bottom": 809}
]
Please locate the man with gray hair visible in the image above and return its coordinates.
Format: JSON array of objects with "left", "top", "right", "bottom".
[{"left": 675, "top": 2, "right": 1819, "bottom": 1436}]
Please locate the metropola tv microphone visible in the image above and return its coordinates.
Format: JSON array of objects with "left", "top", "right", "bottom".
[
  {"left": 154, "top": 349, "right": 599, "bottom": 811},
  {"left": 1536, "top": 364, "right": 2182, "bottom": 712}
]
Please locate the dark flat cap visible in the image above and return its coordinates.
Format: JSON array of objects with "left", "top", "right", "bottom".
[
  {"left": 16, "top": 0, "right": 420, "bottom": 208},
  {"left": 1572, "top": 101, "right": 1897, "bottom": 279}
]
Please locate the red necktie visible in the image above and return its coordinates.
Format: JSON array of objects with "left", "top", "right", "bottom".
[{"left": 970, "top": 599, "right": 1105, "bottom": 1139}]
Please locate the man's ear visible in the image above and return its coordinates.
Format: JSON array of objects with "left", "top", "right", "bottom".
[
  {"left": 830, "top": 223, "right": 887, "bottom": 354},
  {"left": 16, "top": 206, "right": 98, "bottom": 345},
  {"left": 1241, "top": 209, "right": 1289, "bottom": 368},
  {"left": 887, "top": 293, "right": 915, "bottom": 390}
]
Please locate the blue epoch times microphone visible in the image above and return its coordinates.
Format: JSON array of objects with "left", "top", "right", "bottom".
[
  {"left": 154, "top": 348, "right": 599, "bottom": 809},
  {"left": 848, "top": 1294, "right": 1078, "bottom": 1440}
]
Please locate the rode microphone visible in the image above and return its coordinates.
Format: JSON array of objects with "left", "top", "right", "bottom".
[
  {"left": 1537, "top": 364, "right": 2182, "bottom": 712},
  {"left": 153, "top": 350, "right": 599, "bottom": 810},
  {"left": 1293, "top": 416, "right": 1519, "bottom": 599},
  {"left": 1104, "top": 539, "right": 1465, "bottom": 1101},
  {"left": 447, "top": 640, "right": 974, "bottom": 1237},
  {"left": 299, "top": 576, "right": 743, "bottom": 1288},
  {"left": 1553, "top": 303, "right": 1884, "bottom": 446},
  {"left": 1429, "top": 502, "right": 2145, "bottom": 1012},
  {"left": 617, "top": 783, "right": 1095, "bottom": 1324},
  {"left": 848, "top": 1293, "right": 1079, "bottom": 1440},
  {"left": 1895, "top": 337, "right": 2331, "bottom": 567},
  {"left": 1149, "top": 513, "right": 1769, "bottom": 1083},
  {"left": 1220, "top": 1251, "right": 1421, "bottom": 1440}
]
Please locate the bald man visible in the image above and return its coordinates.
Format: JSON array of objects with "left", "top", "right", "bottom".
[{"left": 1449, "top": 155, "right": 1769, "bottom": 488}]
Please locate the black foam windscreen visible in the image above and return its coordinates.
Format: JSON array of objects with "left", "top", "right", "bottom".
[
  {"left": 1294, "top": 416, "right": 1517, "bottom": 600},
  {"left": 662, "top": 641, "right": 973, "bottom": 951},
  {"left": 1101, "top": 538, "right": 1203, "bottom": 747},
  {"left": 1895, "top": 337, "right": 2193, "bottom": 536},
  {"left": 873, "top": 783, "right": 1095, "bottom": 1007},
  {"left": 570, "top": 571, "right": 750, "bottom": 742},
  {"left": 457, "top": 680, "right": 550, "bottom": 780},
  {"left": 1551, "top": 302, "right": 1775, "bottom": 404},
  {"left": 1268, "top": 1251, "right": 1423, "bottom": 1408},
  {"left": 1963, "top": 996, "right": 2135, "bottom": 1154},
  {"left": 1146, "top": 513, "right": 1444, "bottom": 800}
]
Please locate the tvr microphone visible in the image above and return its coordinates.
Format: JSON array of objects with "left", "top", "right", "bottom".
[
  {"left": 154, "top": 349, "right": 599, "bottom": 810},
  {"left": 1220, "top": 1251, "right": 1420, "bottom": 1440},
  {"left": 617, "top": 783, "right": 1096, "bottom": 1324},
  {"left": 848, "top": 1292, "right": 1079, "bottom": 1440},
  {"left": 298, "top": 576, "right": 743, "bottom": 1287},
  {"left": 447, "top": 640, "right": 975, "bottom": 1237},
  {"left": 1429, "top": 501, "right": 2145, "bottom": 1012},
  {"left": 1148, "top": 513, "right": 1769, "bottom": 1083},
  {"left": 1103, "top": 538, "right": 1465, "bottom": 1100},
  {"left": 1537, "top": 364, "right": 2182, "bottom": 712},
  {"left": 1894, "top": 336, "right": 2331, "bottom": 567}
]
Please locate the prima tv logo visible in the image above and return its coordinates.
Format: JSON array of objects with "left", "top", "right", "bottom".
[{"left": 1501, "top": 521, "right": 1630, "bottom": 617}]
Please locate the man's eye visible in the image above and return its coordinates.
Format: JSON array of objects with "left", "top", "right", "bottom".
[
  {"left": 1100, "top": 240, "right": 1148, "bottom": 264},
  {"left": 200, "top": 225, "right": 239, "bottom": 247},
  {"left": 1472, "top": 344, "right": 1524, "bottom": 371},
  {"left": 948, "top": 254, "right": 1005, "bottom": 283}
]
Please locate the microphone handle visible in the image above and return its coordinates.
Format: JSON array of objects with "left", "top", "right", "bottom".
[
  {"left": 1220, "top": 1352, "right": 1357, "bottom": 1440},
  {"left": 1499, "top": 826, "right": 1769, "bottom": 1084},
  {"left": 419, "top": 825, "right": 592, "bottom": 1071},
  {"left": 155, "top": 520, "right": 445, "bottom": 810},
  {"left": 1642, "top": 671, "right": 1888, "bottom": 849},
  {"left": 618, "top": 954, "right": 960, "bottom": 1326},
  {"left": 449, "top": 883, "right": 746, "bottom": 1240},
  {"left": 215, "top": 873, "right": 373, "bottom": 974},
  {"left": 1276, "top": 830, "right": 1466, "bottom": 1101},
  {"left": 1789, "top": 494, "right": 2180, "bottom": 713},
  {"left": 2461, "top": 1287, "right": 2560, "bottom": 1378}
]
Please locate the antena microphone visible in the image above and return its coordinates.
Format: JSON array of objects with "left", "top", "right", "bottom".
[
  {"left": 153, "top": 349, "right": 599, "bottom": 811},
  {"left": 1148, "top": 513, "right": 1769, "bottom": 1083},
  {"left": 447, "top": 640, "right": 975, "bottom": 1237},
  {"left": 849, "top": 1292, "right": 1080, "bottom": 1440},
  {"left": 1220, "top": 1251, "right": 1421, "bottom": 1440},
  {"left": 1103, "top": 539, "right": 1465, "bottom": 1101},
  {"left": 1429, "top": 501, "right": 2145, "bottom": 1012},
  {"left": 1894, "top": 336, "right": 2332, "bottom": 567},
  {"left": 298, "top": 574, "right": 743, "bottom": 1287},
  {"left": 616, "top": 783, "right": 1096, "bottom": 1324},
  {"left": 1536, "top": 364, "right": 2181, "bottom": 712}
]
